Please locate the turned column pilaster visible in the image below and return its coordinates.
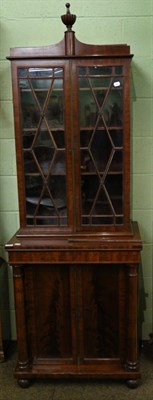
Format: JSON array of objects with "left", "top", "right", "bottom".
[
  {"left": 126, "top": 264, "right": 139, "bottom": 372},
  {"left": 13, "top": 266, "right": 29, "bottom": 370}
]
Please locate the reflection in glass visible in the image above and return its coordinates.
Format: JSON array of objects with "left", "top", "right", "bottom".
[
  {"left": 51, "top": 151, "right": 66, "bottom": 174},
  {"left": 115, "top": 66, "right": 123, "bottom": 75},
  {"left": 28, "top": 68, "right": 53, "bottom": 77},
  {"left": 31, "top": 79, "right": 52, "bottom": 90},
  {"left": 78, "top": 66, "right": 113, "bottom": 76},
  {"left": 78, "top": 76, "right": 123, "bottom": 129},
  {"left": 81, "top": 150, "right": 96, "bottom": 173},
  {"left": 104, "top": 80, "right": 123, "bottom": 127},
  {"left": 23, "top": 131, "right": 35, "bottom": 149},
  {"left": 20, "top": 82, "right": 40, "bottom": 129},
  {"left": 24, "top": 152, "right": 39, "bottom": 174},
  {"left": 46, "top": 80, "right": 64, "bottom": 128},
  {"left": 90, "top": 130, "right": 112, "bottom": 172},
  {"left": 19, "top": 68, "right": 27, "bottom": 77}
]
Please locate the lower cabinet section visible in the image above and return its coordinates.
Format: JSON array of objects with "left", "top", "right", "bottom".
[
  {"left": 13, "top": 263, "right": 141, "bottom": 388},
  {"left": 24, "top": 264, "right": 126, "bottom": 361}
]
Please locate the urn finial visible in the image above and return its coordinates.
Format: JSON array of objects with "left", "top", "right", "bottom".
[{"left": 61, "top": 3, "right": 76, "bottom": 31}]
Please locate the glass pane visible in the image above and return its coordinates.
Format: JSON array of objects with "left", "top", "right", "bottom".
[
  {"left": 25, "top": 175, "right": 43, "bottom": 202},
  {"left": 80, "top": 130, "right": 93, "bottom": 147},
  {"left": 31, "top": 79, "right": 52, "bottom": 90},
  {"left": 78, "top": 77, "right": 90, "bottom": 88},
  {"left": 51, "top": 151, "right": 66, "bottom": 174},
  {"left": 105, "top": 175, "right": 123, "bottom": 214},
  {"left": 81, "top": 175, "right": 100, "bottom": 214},
  {"left": 54, "top": 68, "right": 63, "bottom": 77},
  {"left": 29, "top": 68, "right": 53, "bottom": 77},
  {"left": 109, "top": 151, "right": 123, "bottom": 172},
  {"left": 109, "top": 130, "right": 123, "bottom": 148},
  {"left": 28, "top": 67, "right": 63, "bottom": 78},
  {"left": 19, "top": 68, "right": 27, "bottom": 77},
  {"left": 24, "top": 152, "right": 39, "bottom": 174},
  {"left": 88, "top": 66, "right": 113, "bottom": 75},
  {"left": 23, "top": 131, "right": 35, "bottom": 149},
  {"left": 89, "top": 77, "right": 111, "bottom": 88},
  {"left": 90, "top": 130, "right": 112, "bottom": 172},
  {"left": 52, "top": 130, "right": 65, "bottom": 148},
  {"left": 115, "top": 66, "right": 123, "bottom": 75},
  {"left": 81, "top": 150, "right": 96, "bottom": 173},
  {"left": 48, "top": 176, "right": 67, "bottom": 204}
]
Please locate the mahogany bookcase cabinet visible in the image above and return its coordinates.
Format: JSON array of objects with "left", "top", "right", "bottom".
[{"left": 6, "top": 4, "right": 142, "bottom": 388}]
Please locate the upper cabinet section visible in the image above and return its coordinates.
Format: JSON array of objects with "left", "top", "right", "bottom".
[{"left": 8, "top": 3, "right": 133, "bottom": 236}]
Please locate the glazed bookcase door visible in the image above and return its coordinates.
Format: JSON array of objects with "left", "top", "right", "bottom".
[
  {"left": 12, "top": 60, "right": 73, "bottom": 232},
  {"left": 73, "top": 59, "right": 130, "bottom": 231}
]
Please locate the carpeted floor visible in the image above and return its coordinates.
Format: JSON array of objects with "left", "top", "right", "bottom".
[{"left": 0, "top": 342, "right": 153, "bottom": 400}]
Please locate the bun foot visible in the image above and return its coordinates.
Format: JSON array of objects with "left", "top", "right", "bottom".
[
  {"left": 17, "top": 378, "right": 31, "bottom": 388},
  {"left": 127, "top": 379, "right": 140, "bottom": 389}
]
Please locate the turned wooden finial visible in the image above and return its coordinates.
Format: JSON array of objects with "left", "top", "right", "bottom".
[
  {"left": 61, "top": 3, "right": 76, "bottom": 31},
  {"left": 66, "top": 3, "right": 70, "bottom": 14}
]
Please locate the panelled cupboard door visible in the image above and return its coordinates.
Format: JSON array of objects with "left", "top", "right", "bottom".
[
  {"left": 24, "top": 265, "right": 77, "bottom": 364},
  {"left": 76, "top": 264, "right": 127, "bottom": 364}
]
